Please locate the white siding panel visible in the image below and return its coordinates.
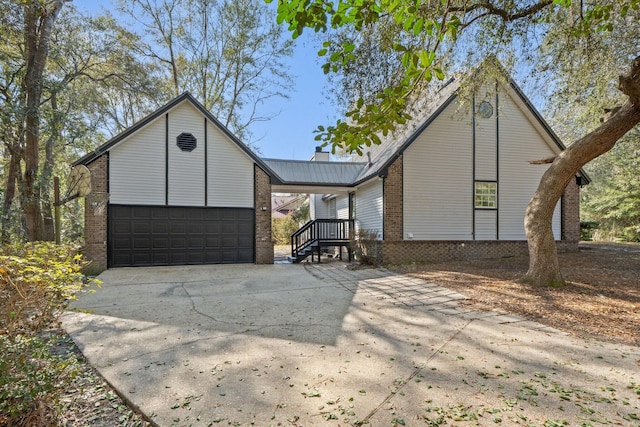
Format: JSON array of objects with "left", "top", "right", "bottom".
[
  {"left": 404, "top": 99, "right": 474, "bottom": 240},
  {"left": 310, "top": 194, "right": 330, "bottom": 219},
  {"left": 475, "top": 210, "right": 497, "bottom": 240},
  {"left": 552, "top": 200, "right": 561, "bottom": 239},
  {"left": 168, "top": 102, "right": 205, "bottom": 206},
  {"left": 207, "top": 121, "right": 254, "bottom": 208},
  {"left": 355, "top": 179, "right": 382, "bottom": 239},
  {"left": 475, "top": 95, "right": 497, "bottom": 181},
  {"left": 499, "top": 91, "right": 561, "bottom": 240},
  {"left": 109, "top": 116, "right": 166, "bottom": 205},
  {"left": 336, "top": 194, "right": 349, "bottom": 219}
]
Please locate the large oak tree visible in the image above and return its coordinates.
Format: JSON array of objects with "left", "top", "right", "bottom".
[{"left": 270, "top": 0, "right": 640, "bottom": 285}]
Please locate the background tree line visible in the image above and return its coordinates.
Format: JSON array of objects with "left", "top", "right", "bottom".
[{"left": 0, "top": 0, "right": 293, "bottom": 243}]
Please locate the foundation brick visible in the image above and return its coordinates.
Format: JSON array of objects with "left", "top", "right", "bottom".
[
  {"left": 562, "top": 179, "right": 581, "bottom": 243},
  {"left": 383, "top": 155, "right": 403, "bottom": 241},
  {"left": 254, "top": 165, "right": 274, "bottom": 264},
  {"left": 83, "top": 155, "right": 108, "bottom": 274}
]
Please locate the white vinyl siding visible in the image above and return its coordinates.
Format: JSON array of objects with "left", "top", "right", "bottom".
[
  {"left": 475, "top": 94, "right": 497, "bottom": 181},
  {"left": 168, "top": 102, "right": 205, "bottom": 206},
  {"left": 206, "top": 121, "right": 254, "bottom": 208},
  {"left": 310, "top": 194, "right": 329, "bottom": 219},
  {"left": 109, "top": 116, "right": 166, "bottom": 205},
  {"left": 498, "top": 90, "right": 561, "bottom": 239},
  {"left": 404, "top": 98, "right": 473, "bottom": 240},
  {"left": 336, "top": 194, "right": 349, "bottom": 219},
  {"left": 355, "top": 179, "right": 382, "bottom": 239},
  {"left": 475, "top": 210, "right": 497, "bottom": 240}
]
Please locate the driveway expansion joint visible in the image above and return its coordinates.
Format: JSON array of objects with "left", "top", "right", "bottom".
[{"left": 359, "top": 318, "right": 475, "bottom": 424}]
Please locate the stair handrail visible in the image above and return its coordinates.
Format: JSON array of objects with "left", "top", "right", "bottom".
[
  {"left": 291, "top": 219, "right": 316, "bottom": 258},
  {"left": 290, "top": 219, "right": 355, "bottom": 259}
]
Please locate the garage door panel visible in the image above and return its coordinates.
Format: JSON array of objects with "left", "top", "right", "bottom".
[
  {"left": 112, "top": 253, "right": 131, "bottom": 266},
  {"left": 237, "top": 210, "right": 253, "bottom": 220},
  {"left": 206, "top": 237, "right": 220, "bottom": 247},
  {"left": 188, "top": 223, "right": 204, "bottom": 234},
  {"left": 206, "top": 222, "right": 221, "bottom": 233},
  {"left": 109, "top": 205, "right": 254, "bottom": 267},
  {"left": 133, "top": 222, "right": 150, "bottom": 233},
  {"left": 133, "top": 206, "right": 152, "bottom": 218},
  {"left": 132, "top": 253, "right": 152, "bottom": 266},
  {"left": 238, "top": 237, "right": 252, "bottom": 247},
  {"left": 222, "top": 237, "right": 237, "bottom": 247},
  {"left": 133, "top": 238, "right": 151, "bottom": 249},
  {"left": 112, "top": 222, "right": 131, "bottom": 234},
  {"left": 171, "top": 223, "right": 186, "bottom": 234},
  {"left": 170, "top": 252, "right": 187, "bottom": 264},
  {"left": 153, "top": 222, "right": 169, "bottom": 233},
  {"left": 187, "top": 251, "right": 205, "bottom": 264},
  {"left": 152, "top": 238, "right": 169, "bottom": 249},
  {"left": 188, "top": 237, "right": 204, "bottom": 248},
  {"left": 205, "top": 251, "right": 222, "bottom": 263},
  {"left": 112, "top": 237, "right": 131, "bottom": 250},
  {"left": 152, "top": 209, "right": 169, "bottom": 219},
  {"left": 238, "top": 222, "right": 252, "bottom": 233},
  {"left": 237, "top": 251, "right": 252, "bottom": 262},
  {"left": 152, "top": 253, "right": 170, "bottom": 265},
  {"left": 222, "top": 223, "right": 237, "bottom": 233},
  {"left": 171, "top": 237, "right": 187, "bottom": 249}
]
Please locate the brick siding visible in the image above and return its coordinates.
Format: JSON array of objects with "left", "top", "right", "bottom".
[
  {"left": 383, "top": 155, "right": 403, "bottom": 241},
  {"left": 363, "top": 239, "right": 578, "bottom": 265},
  {"left": 254, "top": 165, "right": 274, "bottom": 264},
  {"left": 562, "top": 179, "right": 581, "bottom": 242},
  {"left": 83, "top": 155, "right": 108, "bottom": 274}
]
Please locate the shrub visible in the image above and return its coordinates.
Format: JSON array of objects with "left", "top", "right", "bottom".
[
  {"left": 0, "top": 242, "right": 97, "bottom": 426},
  {"left": 580, "top": 221, "right": 599, "bottom": 241},
  {"left": 352, "top": 229, "right": 382, "bottom": 266},
  {"left": 272, "top": 214, "right": 303, "bottom": 245}
]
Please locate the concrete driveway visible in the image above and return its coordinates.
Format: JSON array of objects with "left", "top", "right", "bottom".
[{"left": 63, "top": 262, "right": 640, "bottom": 426}]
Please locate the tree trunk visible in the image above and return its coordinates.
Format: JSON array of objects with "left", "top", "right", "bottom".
[
  {"left": 40, "top": 93, "right": 61, "bottom": 242},
  {"left": 522, "top": 57, "right": 640, "bottom": 286},
  {"left": 1, "top": 149, "right": 21, "bottom": 243},
  {"left": 21, "top": 0, "right": 65, "bottom": 241}
]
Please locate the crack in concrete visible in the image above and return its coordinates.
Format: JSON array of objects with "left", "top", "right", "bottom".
[
  {"left": 179, "top": 283, "right": 336, "bottom": 331},
  {"left": 359, "top": 318, "right": 475, "bottom": 424}
]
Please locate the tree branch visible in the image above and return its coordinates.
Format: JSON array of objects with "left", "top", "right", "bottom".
[
  {"left": 618, "top": 56, "right": 640, "bottom": 106},
  {"left": 529, "top": 156, "right": 556, "bottom": 165},
  {"left": 449, "top": 0, "right": 554, "bottom": 22}
]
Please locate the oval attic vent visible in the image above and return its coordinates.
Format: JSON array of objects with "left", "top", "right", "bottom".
[{"left": 176, "top": 132, "right": 197, "bottom": 152}]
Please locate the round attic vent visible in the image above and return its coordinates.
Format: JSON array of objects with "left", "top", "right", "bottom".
[
  {"left": 176, "top": 132, "right": 197, "bottom": 152},
  {"left": 477, "top": 101, "right": 493, "bottom": 119}
]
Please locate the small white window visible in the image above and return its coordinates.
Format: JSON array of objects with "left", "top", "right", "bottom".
[{"left": 475, "top": 182, "right": 497, "bottom": 208}]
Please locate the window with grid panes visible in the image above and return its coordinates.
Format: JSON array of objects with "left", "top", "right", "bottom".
[{"left": 474, "top": 182, "right": 497, "bottom": 208}]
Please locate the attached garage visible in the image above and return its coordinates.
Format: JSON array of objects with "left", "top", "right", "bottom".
[
  {"left": 108, "top": 205, "right": 254, "bottom": 267},
  {"left": 75, "top": 93, "right": 274, "bottom": 272}
]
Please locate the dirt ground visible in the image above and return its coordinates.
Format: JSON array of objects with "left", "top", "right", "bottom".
[{"left": 390, "top": 242, "right": 640, "bottom": 347}]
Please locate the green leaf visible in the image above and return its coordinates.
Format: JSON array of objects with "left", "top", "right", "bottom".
[{"left": 413, "top": 18, "right": 424, "bottom": 35}]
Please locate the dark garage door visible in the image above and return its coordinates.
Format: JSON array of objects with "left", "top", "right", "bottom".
[{"left": 108, "top": 205, "right": 254, "bottom": 267}]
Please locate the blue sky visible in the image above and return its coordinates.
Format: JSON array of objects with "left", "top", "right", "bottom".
[
  {"left": 248, "top": 33, "right": 339, "bottom": 160},
  {"left": 74, "top": 0, "right": 337, "bottom": 161}
]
